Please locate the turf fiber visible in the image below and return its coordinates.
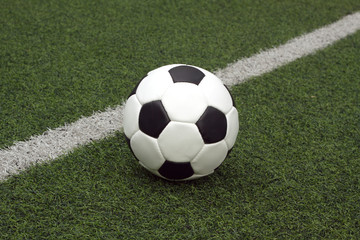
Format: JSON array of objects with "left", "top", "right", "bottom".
[
  {"left": 1, "top": 0, "right": 360, "bottom": 148},
  {"left": 1, "top": 23, "right": 360, "bottom": 240}
]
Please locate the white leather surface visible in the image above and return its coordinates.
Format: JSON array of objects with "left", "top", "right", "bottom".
[
  {"left": 123, "top": 95, "right": 141, "bottom": 138},
  {"left": 130, "top": 131, "right": 166, "bottom": 170},
  {"left": 161, "top": 83, "right": 207, "bottom": 123},
  {"left": 136, "top": 69, "right": 174, "bottom": 104},
  {"left": 191, "top": 140, "right": 228, "bottom": 174},
  {"left": 199, "top": 75, "right": 233, "bottom": 114},
  {"left": 138, "top": 161, "right": 162, "bottom": 178},
  {"left": 225, "top": 107, "right": 239, "bottom": 149},
  {"left": 158, "top": 122, "right": 204, "bottom": 162}
]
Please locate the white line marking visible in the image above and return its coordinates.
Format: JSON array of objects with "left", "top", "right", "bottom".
[
  {"left": 0, "top": 105, "right": 125, "bottom": 180},
  {"left": 1, "top": 12, "right": 360, "bottom": 181},
  {"left": 216, "top": 12, "right": 360, "bottom": 85}
]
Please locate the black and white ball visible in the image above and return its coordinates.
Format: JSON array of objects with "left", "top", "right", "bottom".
[{"left": 123, "top": 64, "right": 239, "bottom": 181}]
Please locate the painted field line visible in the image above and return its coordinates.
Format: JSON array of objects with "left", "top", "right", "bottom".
[
  {"left": 215, "top": 12, "right": 360, "bottom": 85},
  {"left": 1, "top": 12, "right": 360, "bottom": 181}
]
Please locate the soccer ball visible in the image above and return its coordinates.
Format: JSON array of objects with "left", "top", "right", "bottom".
[{"left": 123, "top": 64, "right": 239, "bottom": 181}]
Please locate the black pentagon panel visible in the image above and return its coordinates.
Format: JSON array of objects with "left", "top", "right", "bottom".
[
  {"left": 168, "top": 65, "right": 205, "bottom": 85},
  {"left": 139, "top": 100, "right": 170, "bottom": 138},
  {"left": 196, "top": 106, "right": 227, "bottom": 144},
  {"left": 158, "top": 161, "right": 194, "bottom": 180}
]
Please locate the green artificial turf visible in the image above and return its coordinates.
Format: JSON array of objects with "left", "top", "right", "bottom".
[
  {"left": 1, "top": 26, "right": 359, "bottom": 239},
  {"left": 1, "top": 0, "right": 360, "bottom": 148}
]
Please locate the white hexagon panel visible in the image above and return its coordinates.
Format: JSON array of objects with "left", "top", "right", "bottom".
[
  {"left": 130, "top": 131, "right": 166, "bottom": 170},
  {"left": 136, "top": 70, "right": 174, "bottom": 104},
  {"left": 157, "top": 122, "right": 204, "bottom": 163},
  {"left": 191, "top": 140, "right": 228, "bottom": 175},
  {"left": 161, "top": 83, "right": 208, "bottom": 123}
]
